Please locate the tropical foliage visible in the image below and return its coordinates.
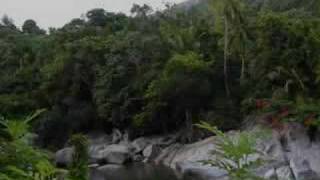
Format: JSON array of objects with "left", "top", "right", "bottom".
[
  {"left": 0, "top": 0, "right": 319, "bottom": 154},
  {"left": 0, "top": 110, "right": 58, "bottom": 180},
  {"left": 196, "top": 121, "right": 266, "bottom": 180},
  {"left": 67, "top": 134, "right": 89, "bottom": 180}
]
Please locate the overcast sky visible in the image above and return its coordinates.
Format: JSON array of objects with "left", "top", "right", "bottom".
[{"left": 0, "top": 0, "right": 185, "bottom": 29}]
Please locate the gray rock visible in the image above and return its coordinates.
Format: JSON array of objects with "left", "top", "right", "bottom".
[
  {"left": 154, "top": 143, "right": 183, "bottom": 165},
  {"left": 290, "top": 159, "right": 319, "bottom": 180},
  {"left": 156, "top": 136, "right": 221, "bottom": 168},
  {"left": 251, "top": 123, "right": 320, "bottom": 180},
  {"left": 284, "top": 124, "right": 320, "bottom": 180},
  {"left": 276, "top": 166, "right": 294, "bottom": 180},
  {"left": 120, "top": 130, "right": 130, "bottom": 144},
  {"left": 111, "top": 129, "right": 122, "bottom": 144},
  {"left": 100, "top": 144, "right": 131, "bottom": 164},
  {"left": 56, "top": 122, "right": 320, "bottom": 180},
  {"left": 256, "top": 131, "right": 286, "bottom": 162},
  {"left": 154, "top": 136, "right": 228, "bottom": 179},
  {"left": 55, "top": 133, "right": 111, "bottom": 166},
  {"left": 131, "top": 137, "right": 149, "bottom": 153},
  {"left": 132, "top": 154, "right": 144, "bottom": 162},
  {"left": 153, "top": 123, "right": 320, "bottom": 180},
  {"left": 263, "top": 168, "right": 277, "bottom": 179},
  {"left": 84, "top": 133, "right": 112, "bottom": 164},
  {"left": 88, "top": 145, "right": 107, "bottom": 164},
  {"left": 143, "top": 144, "right": 161, "bottom": 162},
  {"left": 255, "top": 163, "right": 278, "bottom": 179},
  {"left": 55, "top": 147, "right": 73, "bottom": 167}
]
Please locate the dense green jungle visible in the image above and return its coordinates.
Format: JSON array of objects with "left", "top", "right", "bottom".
[{"left": 1, "top": 0, "right": 320, "bottom": 179}]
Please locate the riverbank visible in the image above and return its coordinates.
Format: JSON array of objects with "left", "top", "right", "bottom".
[{"left": 55, "top": 122, "right": 320, "bottom": 180}]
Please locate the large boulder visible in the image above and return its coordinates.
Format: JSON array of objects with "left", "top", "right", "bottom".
[
  {"left": 132, "top": 154, "right": 144, "bottom": 162},
  {"left": 256, "top": 123, "right": 320, "bottom": 180},
  {"left": 88, "top": 144, "right": 108, "bottom": 164},
  {"left": 276, "top": 166, "right": 294, "bottom": 180},
  {"left": 155, "top": 136, "right": 224, "bottom": 167},
  {"left": 284, "top": 123, "right": 320, "bottom": 180},
  {"left": 131, "top": 137, "right": 149, "bottom": 153},
  {"left": 143, "top": 144, "right": 161, "bottom": 162},
  {"left": 87, "top": 132, "right": 112, "bottom": 164},
  {"left": 112, "top": 129, "right": 122, "bottom": 144},
  {"left": 55, "top": 132, "right": 113, "bottom": 167},
  {"left": 55, "top": 147, "right": 73, "bottom": 167},
  {"left": 154, "top": 136, "right": 228, "bottom": 179},
  {"left": 254, "top": 161, "right": 292, "bottom": 180},
  {"left": 100, "top": 144, "right": 131, "bottom": 164},
  {"left": 153, "top": 123, "right": 320, "bottom": 180},
  {"left": 119, "top": 130, "right": 130, "bottom": 144}
]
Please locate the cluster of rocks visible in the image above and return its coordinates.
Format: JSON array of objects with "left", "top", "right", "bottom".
[
  {"left": 55, "top": 129, "right": 176, "bottom": 169},
  {"left": 154, "top": 123, "right": 320, "bottom": 180},
  {"left": 55, "top": 123, "right": 320, "bottom": 180}
]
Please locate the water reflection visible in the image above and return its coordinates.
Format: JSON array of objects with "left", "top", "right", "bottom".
[{"left": 90, "top": 163, "right": 197, "bottom": 180}]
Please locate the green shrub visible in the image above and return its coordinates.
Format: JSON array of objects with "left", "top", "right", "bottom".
[
  {"left": 196, "top": 121, "right": 267, "bottom": 180},
  {"left": 67, "top": 134, "right": 89, "bottom": 180},
  {"left": 0, "top": 110, "right": 58, "bottom": 180}
]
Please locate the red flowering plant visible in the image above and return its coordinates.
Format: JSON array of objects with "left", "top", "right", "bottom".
[{"left": 253, "top": 97, "right": 320, "bottom": 129}]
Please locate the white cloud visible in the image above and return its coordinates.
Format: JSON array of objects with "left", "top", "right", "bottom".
[{"left": 0, "top": 0, "right": 185, "bottom": 29}]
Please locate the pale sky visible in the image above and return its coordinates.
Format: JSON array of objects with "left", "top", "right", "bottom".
[{"left": 0, "top": 0, "right": 185, "bottom": 29}]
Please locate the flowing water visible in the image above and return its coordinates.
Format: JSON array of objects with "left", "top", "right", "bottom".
[{"left": 90, "top": 163, "right": 199, "bottom": 180}]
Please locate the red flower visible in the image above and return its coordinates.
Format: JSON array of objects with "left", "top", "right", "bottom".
[{"left": 304, "top": 113, "right": 316, "bottom": 126}]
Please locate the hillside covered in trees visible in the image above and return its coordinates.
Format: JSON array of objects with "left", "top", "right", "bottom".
[
  {"left": 1, "top": 0, "right": 320, "bottom": 148},
  {"left": 1, "top": 0, "right": 320, "bottom": 179},
  {"left": 0, "top": 0, "right": 319, "bottom": 160}
]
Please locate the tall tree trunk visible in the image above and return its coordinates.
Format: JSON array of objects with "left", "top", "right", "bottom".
[
  {"left": 224, "top": 18, "right": 231, "bottom": 98},
  {"left": 240, "top": 53, "right": 245, "bottom": 84},
  {"left": 185, "top": 110, "right": 193, "bottom": 143},
  {"left": 19, "top": 58, "right": 23, "bottom": 70},
  {"left": 240, "top": 39, "right": 247, "bottom": 85}
]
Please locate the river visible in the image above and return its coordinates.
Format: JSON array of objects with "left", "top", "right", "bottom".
[{"left": 90, "top": 163, "right": 200, "bottom": 180}]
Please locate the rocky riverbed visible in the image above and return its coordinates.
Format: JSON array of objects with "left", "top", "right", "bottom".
[{"left": 55, "top": 122, "right": 320, "bottom": 180}]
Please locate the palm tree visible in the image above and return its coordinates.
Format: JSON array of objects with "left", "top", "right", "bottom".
[{"left": 210, "top": 0, "right": 248, "bottom": 96}]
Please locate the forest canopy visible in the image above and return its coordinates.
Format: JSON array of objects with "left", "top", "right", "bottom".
[{"left": 0, "top": 0, "right": 320, "bottom": 148}]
